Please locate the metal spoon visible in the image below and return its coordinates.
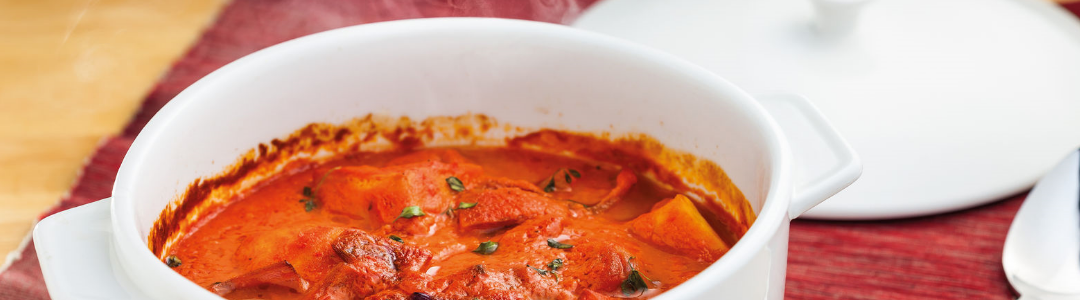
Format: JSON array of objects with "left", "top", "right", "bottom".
[{"left": 1002, "top": 150, "right": 1080, "bottom": 300}]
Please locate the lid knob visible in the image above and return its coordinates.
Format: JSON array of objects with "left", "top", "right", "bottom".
[{"left": 810, "top": 0, "right": 871, "bottom": 38}]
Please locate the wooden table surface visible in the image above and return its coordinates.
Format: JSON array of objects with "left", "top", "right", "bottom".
[
  {"left": 0, "top": 0, "right": 226, "bottom": 262},
  {"left": 1, "top": 0, "right": 1077, "bottom": 264}
]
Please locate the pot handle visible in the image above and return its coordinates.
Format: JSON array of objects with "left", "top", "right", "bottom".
[
  {"left": 34, "top": 198, "right": 136, "bottom": 300},
  {"left": 755, "top": 94, "right": 862, "bottom": 219}
]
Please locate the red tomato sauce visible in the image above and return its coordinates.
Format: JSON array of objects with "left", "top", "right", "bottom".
[{"left": 166, "top": 132, "right": 750, "bottom": 300}]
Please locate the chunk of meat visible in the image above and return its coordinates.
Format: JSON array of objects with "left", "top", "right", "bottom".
[
  {"left": 209, "top": 261, "right": 308, "bottom": 296},
  {"left": 301, "top": 263, "right": 392, "bottom": 300},
  {"left": 455, "top": 188, "right": 568, "bottom": 232},
  {"left": 316, "top": 161, "right": 483, "bottom": 225},
  {"left": 402, "top": 216, "right": 573, "bottom": 299},
  {"left": 332, "top": 229, "right": 433, "bottom": 274},
  {"left": 233, "top": 226, "right": 346, "bottom": 283},
  {"left": 497, "top": 215, "right": 567, "bottom": 253},
  {"left": 302, "top": 229, "right": 434, "bottom": 299},
  {"left": 512, "top": 265, "right": 575, "bottom": 300},
  {"left": 627, "top": 195, "right": 728, "bottom": 261},
  {"left": 423, "top": 264, "right": 532, "bottom": 300},
  {"left": 562, "top": 242, "right": 632, "bottom": 293},
  {"left": 364, "top": 289, "right": 410, "bottom": 300},
  {"left": 420, "top": 261, "right": 586, "bottom": 300},
  {"left": 221, "top": 228, "right": 433, "bottom": 298}
]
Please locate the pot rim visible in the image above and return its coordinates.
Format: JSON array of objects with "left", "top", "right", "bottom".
[{"left": 109, "top": 17, "right": 794, "bottom": 299}]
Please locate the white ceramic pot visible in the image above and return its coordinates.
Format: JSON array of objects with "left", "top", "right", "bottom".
[{"left": 34, "top": 18, "right": 860, "bottom": 300}]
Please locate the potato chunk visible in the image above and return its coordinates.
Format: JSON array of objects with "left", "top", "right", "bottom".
[{"left": 627, "top": 195, "right": 729, "bottom": 261}]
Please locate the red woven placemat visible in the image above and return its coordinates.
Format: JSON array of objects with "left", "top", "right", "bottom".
[{"left": 3, "top": 1, "right": 1073, "bottom": 299}]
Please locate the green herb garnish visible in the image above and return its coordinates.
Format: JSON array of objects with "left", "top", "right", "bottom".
[
  {"left": 458, "top": 202, "right": 477, "bottom": 209},
  {"left": 527, "top": 264, "right": 549, "bottom": 275},
  {"left": 543, "top": 179, "right": 557, "bottom": 193},
  {"left": 398, "top": 206, "right": 425, "bottom": 219},
  {"left": 526, "top": 259, "right": 565, "bottom": 278},
  {"left": 296, "top": 167, "right": 343, "bottom": 213},
  {"left": 542, "top": 168, "right": 581, "bottom": 193},
  {"left": 473, "top": 241, "right": 498, "bottom": 255},
  {"left": 621, "top": 257, "right": 652, "bottom": 296},
  {"left": 165, "top": 255, "right": 182, "bottom": 268},
  {"left": 621, "top": 270, "right": 648, "bottom": 296},
  {"left": 548, "top": 258, "right": 564, "bottom": 271},
  {"left": 300, "top": 199, "right": 317, "bottom": 212},
  {"left": 299, "top": 186, "right": 317, "bottom": 212},
  {"left": 564, "top": 168, "right": 582, "bottom": 183},
  {"left": 389, "top": 235, "right": 404, "bottom": 243},
  {"left": 446, "top": 176, "right": 465, "bottom": 192},
  {"left": 546, "top": 239, "right": 574, "bottom": 249}
]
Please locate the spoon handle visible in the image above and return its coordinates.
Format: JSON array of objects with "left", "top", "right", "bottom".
[{"left": 1002, "top": 150, "right": 1080, "bottom": 300}]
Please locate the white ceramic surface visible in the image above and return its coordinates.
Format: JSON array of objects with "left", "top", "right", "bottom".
[
  {"left": 574, "top": 0, "right": 1080, "bottom": 220},
  {"left": 1002, "top": 150, "right": 1080, "bottom": 300},
  {"left": 34, "top": 18, "right": 860, "bottom": 300}
]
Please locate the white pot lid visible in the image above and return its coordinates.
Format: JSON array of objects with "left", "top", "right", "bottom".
[{"left": 575, "top": 0, "right": 1080, "bottom": 220}]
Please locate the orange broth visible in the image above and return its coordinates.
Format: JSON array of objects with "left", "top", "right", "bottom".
[{"left": 161, "top": 124, "right": 752, "bottom": 300}]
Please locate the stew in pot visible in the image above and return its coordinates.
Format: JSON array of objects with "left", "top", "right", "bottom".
[{"left": 162, "top": 127, "right": 752, "bottom": 300}]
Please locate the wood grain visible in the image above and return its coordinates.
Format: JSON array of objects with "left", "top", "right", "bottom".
[{"left": 0, "top": 0, "right": 225, "bottom": 261}]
